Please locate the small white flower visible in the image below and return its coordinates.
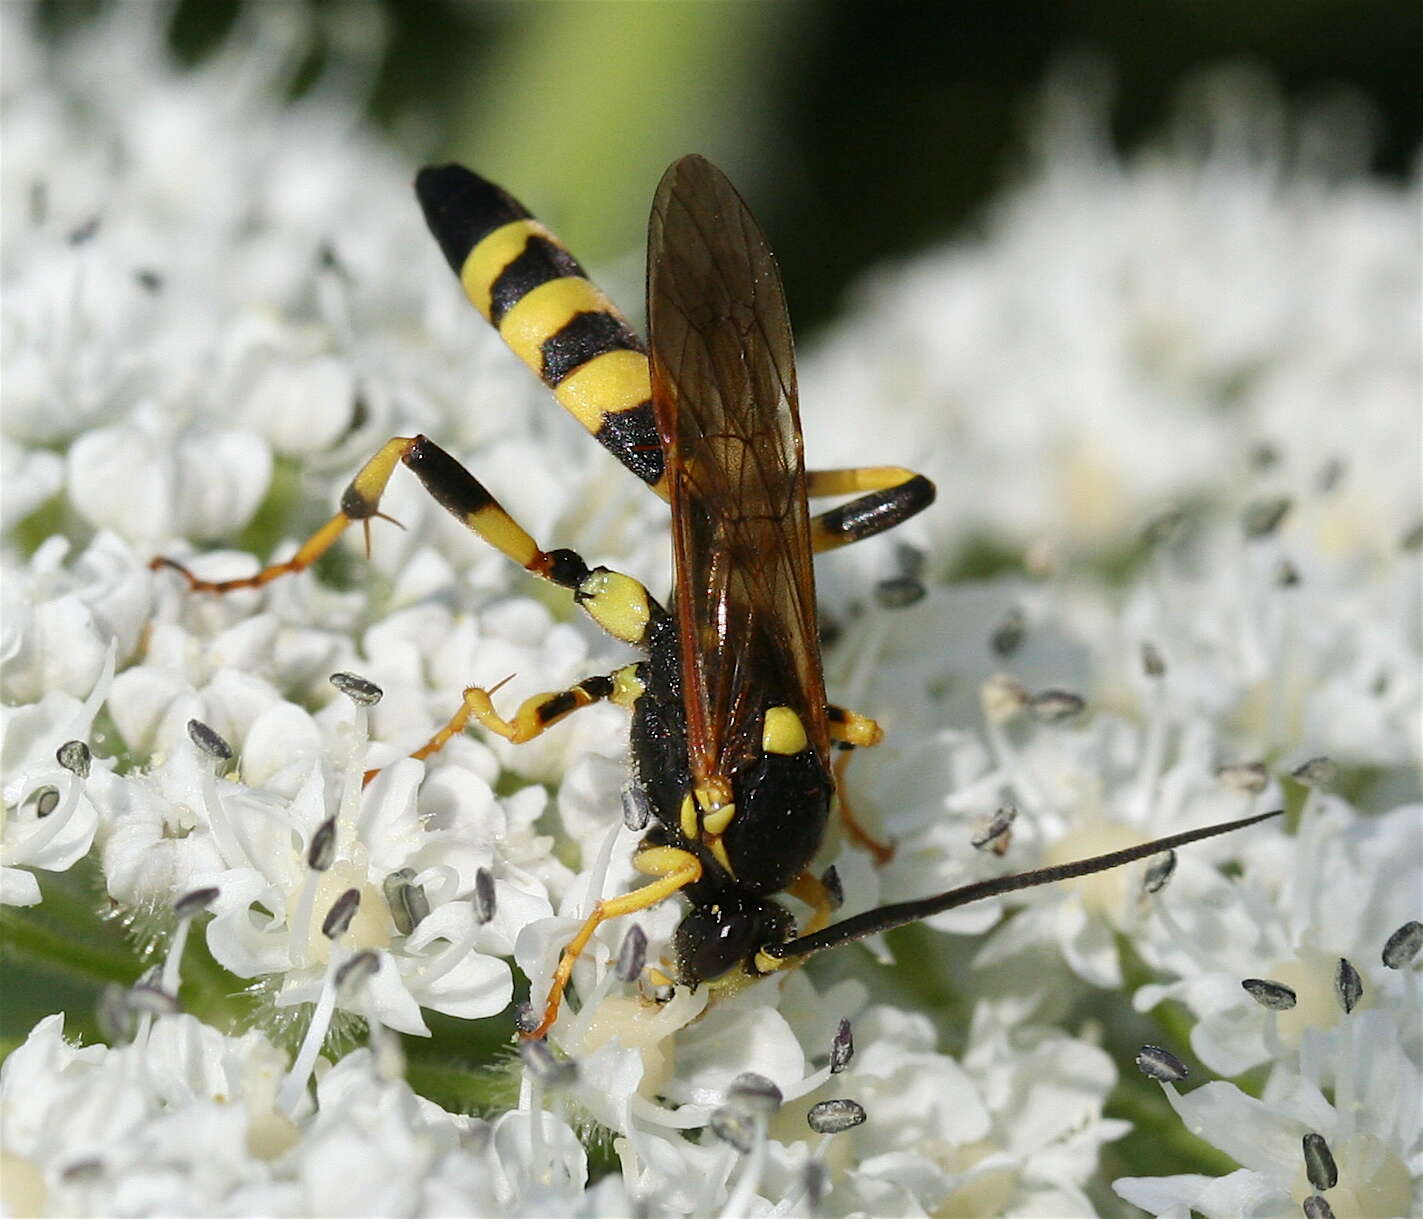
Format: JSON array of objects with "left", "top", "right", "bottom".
[
  {"left": 0, "top": 1011, "right": 295, "bottom": 1217},
  {"left": 1, "top": 642, "right": 115, "bottom": 906},
  {"left": 1115, "top": 1007, "right": 1420, "bottom": 1219},
  {"left": 799, "top": 70, "right": 1419, "bottom": 568},
  {"left": 1, "top": 533, "right": 150, "bottom": 704},
  {"left": 1134, "top": 799, "right": 1421, "bottom": 1077}
]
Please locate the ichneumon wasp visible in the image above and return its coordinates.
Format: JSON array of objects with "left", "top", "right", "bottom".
[{"left": 154, "top": 154, "right": 1280, "bottom": 1040}]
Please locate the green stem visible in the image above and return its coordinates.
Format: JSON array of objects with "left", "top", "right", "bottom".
[{"left": 0, "top": 906, "right": 136, "bottom": 987}]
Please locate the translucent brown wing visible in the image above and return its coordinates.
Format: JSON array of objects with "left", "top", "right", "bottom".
[{"left": 646, "top": 155, "right": 829, "bottom": 789}]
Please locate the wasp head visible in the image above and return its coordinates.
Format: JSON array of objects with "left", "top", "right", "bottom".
[{"left": 672, "top": 893, "right": 794, "bottom": 988}]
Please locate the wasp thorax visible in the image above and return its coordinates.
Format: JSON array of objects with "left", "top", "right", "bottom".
[{"left": 673, "top": 895, "right": 793, "bottom": 987}]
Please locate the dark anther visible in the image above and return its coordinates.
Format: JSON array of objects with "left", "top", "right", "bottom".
[
  {"left": 330, "top": 671, "right": 383, "bottom": 706},
  {"left": 1142, "top": 851, "right": 1177, "bottom": 895},
  {"left": 520, "top": 1038, "right": 578, "bottom": 1088},
  {"left": 830, "top": 1018, "right": 854, "bottom": 1074},
  {"left": 173, "top": 887, "right": 219, "bottom": 920},
  {"left": 728, "top": 1072, "right": 783, "bottom": 1116},
  {"left": 56, "top": 740, "right": 91, "bottom": 778},
  {"left": 187, "top": 719, "right": 233, "bottom": 761},
  {"left": 1135, "top": 1045, "right": 1189, "bottom": 1083},
  {"left": 322, "top": 888, "right": 361, "bottom": 939},
  {"left": 473, "top": 867, "right": 497, "bottom": 925},
  {"left": 807, "top": 1098, "right": 867, "bottom": 1134},
  {"left": 1242, "top": 495, "right": 1292, "bottom": 538},
  {"left": 1028, "top": 689, "right": 1085, "bottom": 723},
  {"left": 383, "top": 869, "right": 429, "bottom": 935},
  {"left": 308, "top": 818, "right": 337, "bottom": 872},
  {"left": 1216, "top": 761, "right": 1269, "bottom": 794},
  {"left": 1291, "top": 756, "right": 1336, "bottom": 789},
  {"left": 616, "top": 924, "right": 647, "bottom": 982},
  {"left": 1334, "top": 957, "right": 1362, "bottom": 1014},
  {"left": 991, "top": 607, "right": 1026, "bottom": 657},
  {"left": 821, "top": 865, "right": 844, "bottom": 909},
  {"left": 709, "top": 1106, "right": 756, "bottom": 1154},
  {"left": 1242, "top": 978, "right": 1297, "bottom": 1010},
  {"left": 972, "top": 805, "right": 1017, "bottom": 851},
  {"left": 1382, "top": 920, "right": 1423, "bottom": 969},
  {"left": 1302, "top": 1132, "right": 1338, "bottom": 1192},
  {"left": 336, "top": 949, "right": 382, "bottom": 994},
  {"left": 621, "top": 782, "right": 652, "bottom": 831}
]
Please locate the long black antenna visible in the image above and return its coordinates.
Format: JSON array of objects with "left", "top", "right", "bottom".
[{"left": 763, "top": 808, "right": 1283, "bottom": 963}]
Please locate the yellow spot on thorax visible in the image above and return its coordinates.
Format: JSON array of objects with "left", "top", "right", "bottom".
[
  {"left": 702, "top": 803, "right": 736, "bottom": 836},
  {"left": 762, "top": 706, "right": 808, "bottom": 755},
  {"left": 679, "top": 793, "right": 698, "bottom": 841}
]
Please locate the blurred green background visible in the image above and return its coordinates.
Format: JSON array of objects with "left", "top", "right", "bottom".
[{"left": 34, "top": 0, "right": 1423, "bottom": 336}]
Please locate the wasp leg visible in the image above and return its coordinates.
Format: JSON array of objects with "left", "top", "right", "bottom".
[
  {"left": 362, "top": 667, "right": 635, "bottom": 787},
  {"left": 805, "top": 466, "right": 936, "bottom": 554},
  {"left": 827, "top": 703, "right": 882, "bottom": 749},
  {"left": 148, "top": 436, "right": 424, "bottom": 592},
  {"left": 785, "top": 869, "right": 837, "bottom": 938},
  {"left": 148, "top": 435, "right": 469, "bottom": 594},
  {"left": 749, "top": 868, "right": 839, "bottom": 978},
  {"left": 525, "top": 845, "right": 701, "bottom": 1040},
  {"left": 826, "top": 704, "right": 894, "bottom": 864},
  {"left": 154, "top": 434, "right": 661, "bottom": 641}
]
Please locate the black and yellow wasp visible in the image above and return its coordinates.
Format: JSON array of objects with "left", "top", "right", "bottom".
[{"left": 155, "top": 155, "right": 1278, "bottom": 1039}]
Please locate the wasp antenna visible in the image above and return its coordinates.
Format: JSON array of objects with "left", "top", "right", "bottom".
[{"left": 764, "top": 808, "right": 1284, "bottom": 963}]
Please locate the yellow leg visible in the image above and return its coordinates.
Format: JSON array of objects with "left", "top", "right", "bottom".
[
  {"left": 362, "top": 670, "right": 624, "bottom": 787},
  {"left": 807, "top": 467, "right": 919, "bottom": 497},
  {"left": 151, "top": 438, "right": 415, "bottom": 593},
  {"left": 525, "top": 846, "right": 702, "bottom": 1039},
  {"left": 805, "top": 466, "right": 936, "bottom": 555},
  {"left": 832, "top": 746, "right": 894, "bottom": 865},
  {"left": 785, "top": 870, "right": 836, "bottom": 937},
  {"left": 751, "top": 869, "right": 838, "bottom": 978},
  {"left": 151, "top": 511, "right": 355, "bottom": 593},
  {"left": 827, "top": 703, "right": 883, "bottom": 749},
  {"left": 152, "top": 434, "right": 595, "bottom": 595}
]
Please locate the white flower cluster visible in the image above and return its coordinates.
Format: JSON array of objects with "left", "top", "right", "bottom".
[{"left": 3, "top": 7, "right": 1418, "bottom": 1218}]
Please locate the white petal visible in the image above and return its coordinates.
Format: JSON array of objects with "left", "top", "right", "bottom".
[
  {"left": 1, "top": 865, "right": 43, "bottom": 906},
  {"left": 661, "top": 1000, "right": 806, "bottom": 1107}
]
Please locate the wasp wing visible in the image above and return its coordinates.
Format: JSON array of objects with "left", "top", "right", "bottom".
[{"left": 646, "top": 155, "right": 829, "bottom": 789}]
